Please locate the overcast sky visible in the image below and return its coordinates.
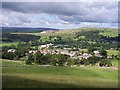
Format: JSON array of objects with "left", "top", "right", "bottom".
[{"left": 2, "top": 2, "right": 118, "bottom": 29}]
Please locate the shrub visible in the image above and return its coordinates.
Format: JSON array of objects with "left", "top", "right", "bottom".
[
  {"left": 25, "top": 60, "right": 32, "bottom": 65},
  {"left": 74, "top": 58, "right": 80, "bottom": 65},
  {"left": 99, "top": 59, "right": 112, "bottom": 67},
  {"left": 67, "top": 58, "right": 74, "bottom": 66}
]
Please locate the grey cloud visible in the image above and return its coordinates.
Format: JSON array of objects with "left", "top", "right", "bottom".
[
  {"left": 2, "top": 2, "right": 88, "bottom": 16},
  {"left": 2, "top": 2, "right": 118, "bottom": 24}
]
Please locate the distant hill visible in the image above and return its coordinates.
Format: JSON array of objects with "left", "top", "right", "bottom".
[{"left": 2, "top": 27, "right": 59, "bottom": 33}]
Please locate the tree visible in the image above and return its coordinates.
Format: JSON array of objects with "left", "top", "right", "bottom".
[
  {"left": 50, "top": 54, "right": 69, "bottom": 66},
  {"left": 33, "top": 52, "right": 49, "bottom": 65},
  {"left": 14, "top": 42, "right": 30, "bottom": 59},
  {"left": 2, "top": 46, "right": 9, "bottom": 52},
  {"left": 25, "top": 59, "right": 32, "bottom": 65},
  {"left": 88, "top": 56, "right": 101, "bottom": 66},
  {"left": 99, "top": 59, "right": 112, "bottom": 67},
  {"left": 34, "top": 52, "right": 44, "bottom": 64},
  {"left": 67, "top": 58, "right": 74, "bottom": 66},
  {"left": 82, "top": 59, "right": 90, "bottom": 66},
  {"left": 9, "top": 44, "right": 16, "bottom": 49},
  {"left": 57, "top": 54, "right": 69, "bottom": 66},
  {"left": 74, "top": 58, "right": 80, "bottom": 66},
  {"left": 81, "top": 51, "right": 84, "bottom": 54},
  {"left": 99, "top": 49, "right": 107, "bottom": 57},
  {"left": 80, "top": 60, "right": 84, "bottom": 65},
  {"left": 2, "top": 52, "right": 15, "bottom": 60},
  {"left": 87, "top": 46, "right": 96, "bottom": 53},
  {"left": 49, "top": 54, "right": 58, "bottom": 66},
  {"left": 112, "top": 54, "right": 114, "bottom": 59},
  {"left": 27, "top": 53, "right": 34, "bottom": 60}
]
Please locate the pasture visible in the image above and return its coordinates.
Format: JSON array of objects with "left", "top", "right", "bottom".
[{"left": 106, "top": 50, "right": 118, "bottom": 56}]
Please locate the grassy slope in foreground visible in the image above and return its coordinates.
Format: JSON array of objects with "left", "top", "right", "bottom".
[{"left": 2, "top": 60, "right": 118, "bottom": 88}]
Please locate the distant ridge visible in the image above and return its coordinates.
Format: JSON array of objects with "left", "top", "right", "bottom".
[{"left": 2, "top": 27, "right": 59, "bottom": 33}]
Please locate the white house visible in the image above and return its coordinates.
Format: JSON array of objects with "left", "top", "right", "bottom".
[
  {"left": 40, "top": 31, "right": 47, "bottom": 33},
  {"left": 107, "top": 56, "right": 112, "bottom": 59},
  {"left": 7, "top": 49, "right": 16, "bottom": 53},
  {"left": 29, "top": 50, "right": 37, "bottom": 54},
  {"left": 59, "top": 50, "right": 69, "bottom": 55},
  {"left": 78, "top": 53, "right": 92, "bottom": 59},
  {"left": 93, "top": 50, "right": 102, "bottom": 57},
  {"left": 46, "top": 43, "right": 53, "bottom": 47},
  {"left": 39, "top": 43, "right": 53, "bottom": 49},
  {"left": 94, "top": 54, "right": 102, "bottom": 57},
  {"left": 83, "top": 53, "right": 89, "bottom": 56},
  {"left": 93, "top": 50, "right": 100, "bottom": 54}
]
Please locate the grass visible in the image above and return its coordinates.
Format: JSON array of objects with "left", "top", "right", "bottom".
[
  {"left": 88, "top": 41, "right": 96, "bottom": 44},
  {"left": 0, "top": 42, "right": 19, "bottom": 47},
  {"left": 106, "top": 50, "right": 118, "bottom": 56},
  {"left": 99, "top": 28, "right": 118, "bottom": 37},
  {"left": 2, "top": 60, "right": 118, "bottom": 88},
  {"left": 110, "top": 59, "right": 119, "bottom": 67}
]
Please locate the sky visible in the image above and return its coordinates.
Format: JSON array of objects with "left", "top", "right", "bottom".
[{"left": 1, "top": 2, "right": 118, "bottom": 29}]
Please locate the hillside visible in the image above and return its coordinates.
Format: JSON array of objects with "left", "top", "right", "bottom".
[
  {"left": 2, "top": 27, "right": 119, "bottom": 49},
  {"left": 23, "top": 27, "right": 118, "bottom": 39}
]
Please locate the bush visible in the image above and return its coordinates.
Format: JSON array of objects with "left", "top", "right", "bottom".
[
  {"left": 99, "top": 59, "right": 112, "bottom": 67},
  {"left": 49, "top": 54, "right": 69, "bottom": 66},
  {"left": 99, "top": 49, "right": 107, "bottom": 57},
  {"left": 25, "top": 60, "right": 32, "bottom": 65},
  {"left": 74, "top": 58, "right": 80, "bottom": 65},
  {"left": 67, "top": 58, "right": 74, "bottom": 66},
  {"left": 88, "top": 56, "right": 101, "bottom": 66}
]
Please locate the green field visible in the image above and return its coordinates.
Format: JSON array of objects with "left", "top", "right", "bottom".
[
  {"left": 2, "top": 60, "right": 118, "bottom": 88},
  {"left": 99, "top": 28, "right": 118, "bottom": 37},
  {"left": 0, "top": 42, "right": 19, "bottom": 47},
  {"left": 106, "top": 50, "right": 118, "bottom": 56}
]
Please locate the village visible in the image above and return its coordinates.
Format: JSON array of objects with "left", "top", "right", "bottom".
[{"left": 7, "top": 43, "right": 112, "bottom": 60}]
